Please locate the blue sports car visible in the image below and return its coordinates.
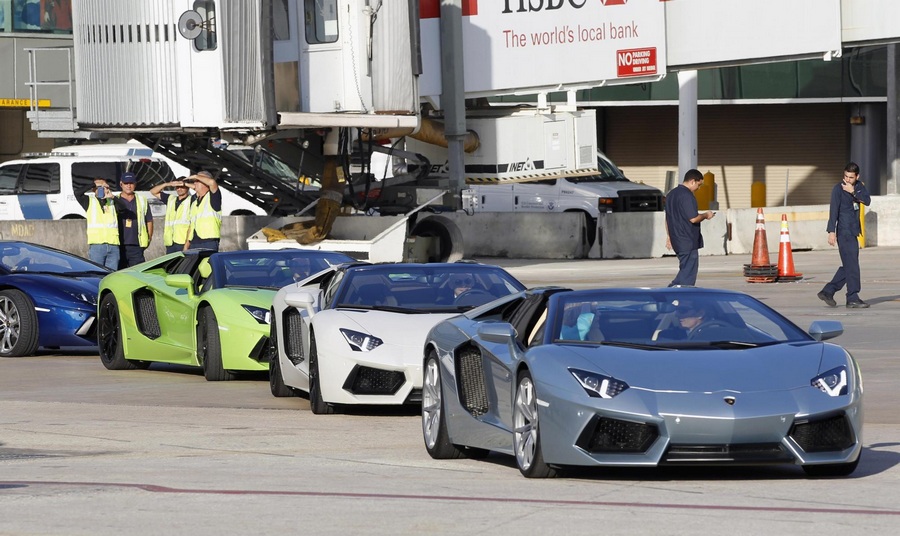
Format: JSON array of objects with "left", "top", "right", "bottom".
[
  {"left": 0, "top": 241, "right": 111, "bottom": 357},
  {"left": 423, "top": 287, "right": 863, "bottom": 478}
]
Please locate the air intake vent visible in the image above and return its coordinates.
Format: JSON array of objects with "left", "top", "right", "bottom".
[
  {"left": 456, "top": 346, "right": 488, "bottom": 416},
  {"left": 133, "top": 290, "right": 160, "bottom": 339},
  {"left": 343, "top": 366, "right": 405, "bottom": 395},
  {"left": 662, "top": 443, "right": 792, "bottom": 464},
  {"left": 575, "top": 416, "right": 658, "bottom": 453},
  {"left": 283, "top": 309, "right": 304, "bottom": 365},
  {"left": 790, "top": 414, "right": 856, "bottom": 453},
  {"left": 579, "top": 145, "right": 593, "bottom": 168}
]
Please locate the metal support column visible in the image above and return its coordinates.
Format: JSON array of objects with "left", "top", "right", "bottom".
[
  {"left": 677, "top": 69, "right": 699, "bottom": 182},
  {"left": 887, "top": 44, "right": 900, "bottom": 195},
  {"left": 440, "top": 0, "right": 466, "bottom": 208}
]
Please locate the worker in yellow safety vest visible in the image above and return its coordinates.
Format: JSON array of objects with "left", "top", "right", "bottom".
[
  {"left": 184, "top": 170, "right": 222, "bottom": 252},
  {"left": 150, "top": 176, "right": 193, "bottom": 254},
  {"left": 114, "top": 172, "right": 153, "bottom": 268},
  {"left": 86, "top": 177, "right": 120, "bottom": 270}
]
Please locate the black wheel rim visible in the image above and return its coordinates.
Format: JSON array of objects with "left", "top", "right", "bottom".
[
  {"left": 269, "top": 318, "right": 280, "bottom": 392},
  {"left": 98, "top": 298, "right": 119, "bottom": 363},
  {"left": 197, "top": 312, "right": 208, "bottom": 368}
]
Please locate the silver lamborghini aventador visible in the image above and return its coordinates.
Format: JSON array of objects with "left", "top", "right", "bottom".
[{"left": 421, "top": 287, "right": 863, "bottom": 478}]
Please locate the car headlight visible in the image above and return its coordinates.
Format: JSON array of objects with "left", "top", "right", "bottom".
[
  {"left": 340, "top": 328, "right": 383, "bottom": 352},
  {"left": 570, "top": 368, "right": 629, "bottom": 399},
  {"left": 811, "top": 366, "right": 848, "bottom": 397},
  {"left": 242, "top": 305, "right": 271, "bottom": 325},
  {"left": 63, "top": 289, "right": 96, "bottom": 306}
]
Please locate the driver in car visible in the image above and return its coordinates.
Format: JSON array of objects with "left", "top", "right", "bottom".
[
  {"left": 450, "top": 274, "right": 474, "bottom": 299},
  {"left": 676, "top": 305, "right": 719, "bottom": 339},
  {"left": 288, "top": 257, "right": 312, "bottom": 283},
  {"left": 436, "top": 274, "right": 476, "bottom": 304}
]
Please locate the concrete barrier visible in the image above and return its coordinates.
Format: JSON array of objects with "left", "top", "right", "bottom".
[
  {"left": 434, "top": 212, "right": 586, "bottom": 259},
  {"left": 5, "top": 195, "right": 900, "bottom": 261},
  {"left": 866, "top": 195, "right": 900, "bottom": 247},
  {"left": 726, "top": 205, "right": 831, "bottom": 255},
  {"left": 593, "top": 211, "right": 727, "bottom": 259},
  {"left": 0, "top": 215, "right": 277, "bottom": 260}
]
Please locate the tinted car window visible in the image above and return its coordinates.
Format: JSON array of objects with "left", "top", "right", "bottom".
[
  {"left": 21, "top": 164, "right": 61, "bottom": 194},
  {"left": 130, "top": 160, "right": 176, "bottom": 190},
  {"left": 72, "top": 162, "right": 120, "bottom": 210},
  {"left": 0, "top": 164, "right": 23, "bottom": 194}
]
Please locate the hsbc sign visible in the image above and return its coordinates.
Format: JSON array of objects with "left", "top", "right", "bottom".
[
  {"left": 420, "top": 0, "right": 666, "bottom": 97},
  {"left": 502, "top": 0, "right": 630, "bottom": 13}
]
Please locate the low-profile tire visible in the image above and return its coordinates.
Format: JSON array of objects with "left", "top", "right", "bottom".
[
  {"left": 0, "top": 289, "right": 40, "bottom": 358},
  {"left": 198, "top": 307, "right": 235, "bottom": 381},
  {"left": 802, "top": 455, "right": 860, "bottom": 478},
  {"left": 269, "top": 315, "right": 294, "bottom": 397},
  {"left": 308, "top": 331, "right": 334, "bottom": 415},
  {"left": 97, "top": 293, "right": 136, "bottom": 370},
  {"left": 422, "top": 351, "right": 464, "bottom": 459},
  {"left": 513, "top": 370, "right": 557, "bottom": 478}
]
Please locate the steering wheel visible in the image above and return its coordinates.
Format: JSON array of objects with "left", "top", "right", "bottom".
[
  {"left": 453, "top": 289, "right": 494, "bottom": 307},
  {"left": 688, "top": 320, "right": 731, "bottom": 340}
]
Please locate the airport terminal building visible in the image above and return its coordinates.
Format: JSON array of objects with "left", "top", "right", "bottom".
[{"left": 0, "top": 1, "right": 896, "bottom": 210}]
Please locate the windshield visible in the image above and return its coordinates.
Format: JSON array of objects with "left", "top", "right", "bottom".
[
  {"left": 229, "top": 146, "right": 322, "bottom": 191},
  {"left": 0, "top": 242, "right": 110, "bottom": 275},
  {"left": 209, "top": 251, "right": 352, "bottom": 290},
  {"left": 568, "top": 153, "right": 628, "bottom": 183},
  {"left": 552, "top": 290, "right": 812, "bottom": 348},
  {"left": 335, "top": 264, "right": 525, "bottom": 313}
]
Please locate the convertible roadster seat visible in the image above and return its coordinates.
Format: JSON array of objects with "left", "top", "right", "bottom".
[
  {"left": 353, "top": 284, "right": 398, "bottom": 307},
  {"left": 196, "top": 258, "right": 212, "bottom": 292}
]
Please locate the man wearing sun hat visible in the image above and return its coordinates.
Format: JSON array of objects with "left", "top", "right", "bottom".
[
  {"left": 114, "top": 171, "right": 153, "bottom": 267},
  {"left": 184, "top": 170, "right": 222, "bottom": 252}
]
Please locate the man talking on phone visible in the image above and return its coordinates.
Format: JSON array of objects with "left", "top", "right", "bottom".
[{"left": 818, "top": 162, "right": 871, "bottom": 308}]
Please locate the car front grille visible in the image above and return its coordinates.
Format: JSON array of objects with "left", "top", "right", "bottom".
[
  {"left": 789, "top": 414, "right": 856, "bottom": 453},
  {"left": 133, "top": 290, "right": 160, "bottom": 339},
  {"left": 283, "top": 309, "right": 304, "bottom": 365},
  {"left": 617, "top": 191, "right": 664, "bottom": 212},
  {"left": 342, "top": 365, "right": 405, "bottom": 395},
  {"left": 456, "top": 345, "right": 488, "bottom": 416},
  {"left": 576, "top": 416, "right": 659, "bottom": 453},
  {"left": 661, "top": 443, "right": 793, "bottom": 464}
]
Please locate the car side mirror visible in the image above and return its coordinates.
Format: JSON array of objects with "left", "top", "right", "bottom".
[
  {"left": 285, "top": 290, "right": 317, "bottom": 315},
  {"left": 478, "top": 323, "right": 516, "bottom": 344},
  {"left": 808, "top": 320, "right": 843, "bottom": 341},
  {"left": 165, "top": 273, "right": 195, "bottom": 298}
]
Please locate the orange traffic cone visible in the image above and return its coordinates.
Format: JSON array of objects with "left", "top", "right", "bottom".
[
  {"left": 777, "top": 214, "right": 803, "bottom": 281},
  {"left": 743, "top": 208, "right": 778, "bottom": 283}
]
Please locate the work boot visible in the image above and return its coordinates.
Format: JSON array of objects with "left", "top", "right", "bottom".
[
  {"left": 817, "top": 291, "right": 836, "bottom": 307},
  {"left": 846, "top": 300, "right": 870, "bottom": 309}
]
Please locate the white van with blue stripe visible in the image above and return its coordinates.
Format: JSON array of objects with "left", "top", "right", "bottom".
[
  {"left": 51, "top": 142, "right": 267, "bottom": 218},
  {"left": 0, "top": 143, "right": 268, "bottom": 220},
  {"left": 0, "top": 153, "right": 177, "bottom": 220}
]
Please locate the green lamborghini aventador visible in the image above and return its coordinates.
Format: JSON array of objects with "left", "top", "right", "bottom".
[{"left": 97, "top": 249, "right": 353, "bottom": 380}]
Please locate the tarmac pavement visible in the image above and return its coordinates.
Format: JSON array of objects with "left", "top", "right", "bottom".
[{"left": 2, "top": 246, "right": 900, "bottom": 535}]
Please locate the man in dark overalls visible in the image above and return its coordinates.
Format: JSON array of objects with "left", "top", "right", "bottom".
[{"left": 818, "top": 162, "right": 871, "bottom": 309}]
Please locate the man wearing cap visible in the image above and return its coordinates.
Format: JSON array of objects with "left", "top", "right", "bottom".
[
  {"left": 184, "top": 170, "right": 222, "bottom": 252},
  {"left": 151, "top": 176, "right": 192, "bottom": 254},
  {"left": 114, "top": 171, "right": 153, "bottom": 267}
]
